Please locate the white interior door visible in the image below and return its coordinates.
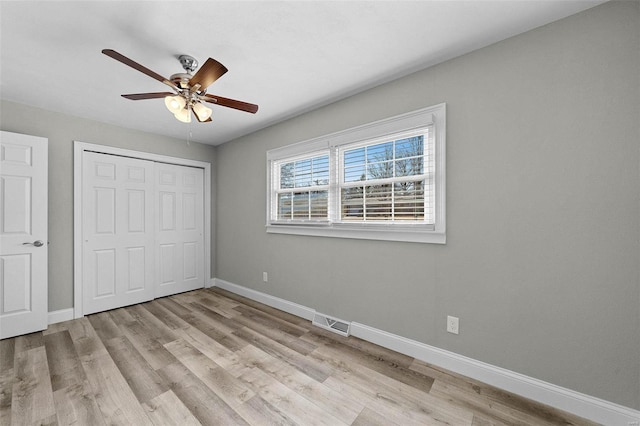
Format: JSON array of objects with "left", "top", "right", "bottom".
[
  {"left": 0, "top": 131, "right": 48, "bottom": 339},
  {"left": 156, "top": 163, "right": 204, "bottom": 297},
  {"left": 82, "top": 152, "right": 155, "bottom": 315}
]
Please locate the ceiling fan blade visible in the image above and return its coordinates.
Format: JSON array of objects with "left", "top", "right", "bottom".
[
  {"left": 201, "top": 94, "right": 259, "bottom": 114},
  {"left": 121, "top": 92, "right": 174, "bottom": 100},
  {"left": 102, "top": 49, "right": 176, "bottom": 89},
  {"left": 189, "top": 58, "right": 228, "bottom": 90}
]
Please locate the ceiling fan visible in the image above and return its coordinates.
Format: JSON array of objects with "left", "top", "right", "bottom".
[{"left": 102, "top": 49, "right": 258, "bottom": 123}]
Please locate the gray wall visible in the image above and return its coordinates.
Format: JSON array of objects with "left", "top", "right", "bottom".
[
  {"left": 0, "top": 101, "right": 217, "bottom": 312},
  {"left": 215, "top": 1, "right": 639, "bottom": 410}
]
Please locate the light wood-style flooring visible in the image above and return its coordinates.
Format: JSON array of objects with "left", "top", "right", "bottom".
[{"left": 1, "top": 287, "right": 595, "bottom": 425}]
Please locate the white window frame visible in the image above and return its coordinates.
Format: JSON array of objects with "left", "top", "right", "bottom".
[{"left": 266, "top": 103, "right": 446, "bottom": 244}]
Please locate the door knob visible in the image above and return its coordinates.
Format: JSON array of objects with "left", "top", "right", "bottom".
[{"left": 23, "top": 240, "right": 44, "bottom": 247}]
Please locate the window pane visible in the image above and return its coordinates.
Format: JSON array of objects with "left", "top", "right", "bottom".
[
  {"left": 277, "top": 193, "right": 292, "bottom": 219},
  {"left": 294, "top": 159, "right": 312, "bottom": 188},
  {"left": 341, "top": 187, "right": 364, "bottom": 220},
  {"left": 280, "top": 163, "right": 294, "bottom": 189},
  {"left": 394, "top": 180, "right": 425, "bottom": 221},
  {"left": 292, "top": 192, "right": 309, "bottom": 219},
  {"left": 344, "top": 147, "right": 365, "bottom": 165},
  {"left": 365, "top": 184, "right": 393, "bottom": 220},
  {"left": 344, "top": 147, "right": 366, "bottom": 182},
  {"left": 312, "top": 155, "right": 329, "bottom": 185},
  {"left": 280, "top": 155, "right": 329, "bottom": 190},
  {"left": 344, "top": 164, "right": 365, "bottom": 182},
  {"left": 395, "top": 157, "right": 423, "bottom": 177},
  {"left": 366, "top": 142, "right": 393, "bottom": 163},
  {"left": 395, "top": 136, "right": 423, "bottom": 159},
  {"left": 309, "top": 190, "right": 328, "bottom": 218},
  {"left": 367, "top": 160, "right": 393, "bottom": 180}
]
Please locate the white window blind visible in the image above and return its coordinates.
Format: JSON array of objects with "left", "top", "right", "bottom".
[{"left": 274, "top": 153, "right": 330, "bottom": 222}]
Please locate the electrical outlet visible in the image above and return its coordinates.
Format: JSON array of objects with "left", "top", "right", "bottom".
[
  {"left": 262, "top": 272, "right": 268, "bottom": 283},
  {"left": 447, "top": 315, "right": 459, "bottom": 335}
]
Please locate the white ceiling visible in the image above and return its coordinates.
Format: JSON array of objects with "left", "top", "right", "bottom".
[{"left": 1, "top": 1, "right": 604, "bottom": 146}]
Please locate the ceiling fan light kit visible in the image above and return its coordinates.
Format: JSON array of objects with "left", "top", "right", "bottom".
[
  {"left": 102, "top": 49, "right": 258, "bottom": 123},
  {"left": 174, "top": 105, "right": 192, "bottom": 123},
  {"left": 164, "top": 95, "right": 186, "bottom": 114},
  {"left": 192, "top": 102, "right": 213, "bottom": 121}
]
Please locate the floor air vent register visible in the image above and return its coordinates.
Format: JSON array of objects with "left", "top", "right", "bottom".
[{"left": 312, "top": 313, "right": 351, "bottom": 337}]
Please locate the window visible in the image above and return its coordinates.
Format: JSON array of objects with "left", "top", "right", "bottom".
[
  {"left": 267, "top": 104, "right": 445, "bottom": 244},
  {"left": 275, "top": 153, "right": 329, "bottom": 221}
]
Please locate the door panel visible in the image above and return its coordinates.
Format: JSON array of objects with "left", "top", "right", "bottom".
[
  {"left": 82, "top": 152, "right": 155, "bottom": 314},
  {"left": 155, "top": 164, "right": 204, "bottom": 297},
  {"left": 0, "top": 131, "right": 48, "bottom": 339}
]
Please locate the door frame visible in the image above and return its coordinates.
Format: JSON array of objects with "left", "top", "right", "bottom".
[{"left": 73, "top": 141, "right": 212, "bottom": 319}]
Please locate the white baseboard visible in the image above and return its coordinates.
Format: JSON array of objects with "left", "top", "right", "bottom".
[
  {"left": 48, "top": 308, "right": 74, "bottom": 325},
  {"left": 210, "top": 277, "right": 640, "bottom": 425}
]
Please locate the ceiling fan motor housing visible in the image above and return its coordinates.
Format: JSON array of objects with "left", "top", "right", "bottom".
[{"left": 179, "top": 55, "right": 198, "bottom": 73}]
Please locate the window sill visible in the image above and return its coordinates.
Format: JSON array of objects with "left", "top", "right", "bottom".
[{"left": 266, "top": 223, "right": 445, "bottom": 244}]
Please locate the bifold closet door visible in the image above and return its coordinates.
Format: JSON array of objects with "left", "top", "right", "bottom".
[
  {"left": 155, "top": 163, "right": 205, "bottom": 297},
  {"left": 82, "top": 152, "right": 155, "bottom": 315}
]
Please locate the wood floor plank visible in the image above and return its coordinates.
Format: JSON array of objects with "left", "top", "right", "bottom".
[
  {"left": 210, "top": 288, "right": 313, "bottom": 329},
  {"left": 233, "top": 326, "right": 333, "bottom": 382},
  {"left": 87, "top": 311, "right": 123, "bottom": 342},
  {"left": 315, "top": 345, "right": 473, "bottom": 425},
  {"left": 126, "top": 304, "right": 179, "bottom": 344},
  {"left": 236, "top": 366, "right": 349, "bottom": 426},
  {"left": 0, "top": 338, "right": 15, "bottom": 372},
  {"left": 164, "top": 339, "right": 300, "bottom": 425},
  {"left": 52, "top": 380, "right": 106, "bottom": 426},
  {"left": 112, "top": 317, "right": 178, "bottom": 371},
  {"left": 103, "top": 335, "right": 169, "bottom": 404},
  {"left": 142, "top": 300, "right": 191, "bottom": 331},
  {"left": 157, "top": 361, "right": 249, "bottom": 425},
  {"left": 238, "top": 344, "right": 364, "bottom": 424},
  {"left": 242, "top": 394, "right": 298, "bottom": 425},
  {"left": 412, "top": 359, "right": 597, "bottom": 426},
  {"left": 64, "top": 317, "right": 110, "bottom": 359},
  {"left": 233, "top": 304, "right": 310, "bottom": 338},
  {"left": 231, "top": 307, "right": 318, "bottom": 356},
  {"left": 186, "top": 301, "right": 243, "bottom": 334},
  {"left": 13, "top": 331, "right": 44, "bottom": 353},
  {"left": 176, "top": 323, "right": 240, "bottom": 369},
  {"left": 302, "top": 325, "right": 414, "bottom": 368},
  {"left": 166, "top": 298, "right": 248, "bottom": 353},
  {"left": 164, "top": 338, "right": 255, "bottom": 406},
  {"left": 44, "top": 330, "right": 86, "bottom": 391},
  {"left": 80, "top": 351, "right": 154, "bottom": 425},
  {"left": 0, "top": 368, "right": 12, "bottom": 426},
  {"left": 0, "top": 338, "right": 14, "bottom": 426},
  {"left": 352, "top": 406, "right": 401, "bottom": 426},
  {"left": 311, "top": 337, "right": 435, "bottom": 393},
  {"left": 11, "top": 346, "right": 56, "bottom": 425},
  {"left": 142, "top": 389, "right": 202, "bottom": 426},
  {"left": 177, "top": 291, "right": 242, "bottom": 319},
  {"left": 65, "top": 318, "right": 153, "bottom": 425}
]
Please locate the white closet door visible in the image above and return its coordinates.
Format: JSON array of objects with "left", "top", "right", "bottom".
[
  {"left": 82, "top": 152, "right": 155, "bottom": 314},
  {"left": 155, "top": 163, "right": 204, "bottom": 297},
  {"left": 0, "top": 131, "right": 48, "bottom": 339}
]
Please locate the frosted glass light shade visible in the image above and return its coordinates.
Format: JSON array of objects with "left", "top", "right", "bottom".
[
  {"left": 193, "top": 102, "right": 212, "bottom": 121},
  {"left": 164, "top": 95, "right": 186, "bottom": 114},
  {"left": 174, "top": 106, "right": 191, "bottom": 123}
]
